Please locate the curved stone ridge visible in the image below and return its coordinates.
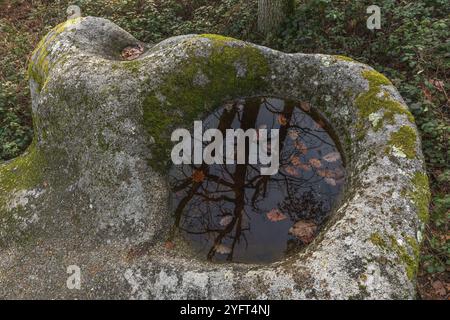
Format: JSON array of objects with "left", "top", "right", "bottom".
[{"left": 0, "top": 17, "right": 429, "bottom": 299}]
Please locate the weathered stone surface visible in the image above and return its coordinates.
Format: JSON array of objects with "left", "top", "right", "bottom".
[{"left": 0, "top": 17, "right": 430, "bottom": 299}]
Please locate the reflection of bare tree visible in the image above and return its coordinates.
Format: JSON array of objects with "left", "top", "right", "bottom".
[{"left": 169, "top": 97, "right": 344, "bottom": 262}]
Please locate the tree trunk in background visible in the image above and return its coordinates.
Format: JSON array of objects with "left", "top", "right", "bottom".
[{"left": 257, "top": 0, "right": 294, "bottom": 36}]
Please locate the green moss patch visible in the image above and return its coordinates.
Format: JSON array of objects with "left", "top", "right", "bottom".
[
  {"left": 389, "top": 236, "right": 419, "bottom": 280},
  {"left": 385, "top": 125, "right": 417, "bottom": 159},
  {"left": 333, "top": 55, "right": 356, "bottom": 62},
  {"left": 409, "top": 172, "right": 431, "bottom": 223},
  {"left": 142, "top": 34, "right": 269, "bottom": 172},
  {"left": 370, "top": 232, "right": 387, "bottom": 249},
  {"left": 355, "top": 70, "right": 415, "bottom": 137},
  {"left": 369, "top": 232, "right": 420, "bottom": 280},
  {"left": 0, "top": 143, "right": 46, "bottom": 199},
  {"left": 28, "top": 18, "right": 82, "bottom": 92}
]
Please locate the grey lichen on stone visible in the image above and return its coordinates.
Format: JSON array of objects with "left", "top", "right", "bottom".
[{"left": 0, "top": 17, "right": 429, "bottom": 299}]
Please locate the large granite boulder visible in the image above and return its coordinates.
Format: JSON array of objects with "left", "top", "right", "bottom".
[{"left": 0, "top": 17, "right": 430, "bottom": 299}]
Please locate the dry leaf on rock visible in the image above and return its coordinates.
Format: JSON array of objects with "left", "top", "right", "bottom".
[{"left": 121, "top": 44, "right": 144, "bottom": 60}]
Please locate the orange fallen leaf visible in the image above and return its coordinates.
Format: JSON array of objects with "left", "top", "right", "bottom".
[
  {"left": 266, "top": 208, "right": 287, "bottom": 222},
  {"left": 295, "top": 141, "right": 308, "bottom": 154},
  {"left": 121, "top": 44, "right": 144, "bottom": 60},
  {"left": 285, "top": 166, "right": 300, "bottom": 176},
  {"left": 277, "top": 114, "right": 288, "bottom": 126},
  {"left": 192, "top": 169, "right": 205, "bottom": 183},
  {"left": 317, "top": 169, "right": 335, "bottom": 178},
  {"left": 309, "top": 158, "right": 322, "bottom": 168},
  {"left": 290, "top": 155, "right": 301, "bottom": 166},
  {"left": 289, "top": 220, "right": 317, "bottom": 244}
]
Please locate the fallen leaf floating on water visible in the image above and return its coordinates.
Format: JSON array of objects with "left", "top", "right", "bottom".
[
  {"left": 323, "top": 152, "right": 341, "bottom": 162},
  {"left": 294, "top": 141, "right": 308, "bottom": 154},
  {"left": 317, "top": 169, "right": 335, "bottom": 178},
  {"left": 297, "top": 163, "right": 312, "bottom": 171},
  {"left": 219, "top": 215, "right": 233, "bottom": 226},
  {"left": 215, "top": 244, "right": 232, "bottom": 255},
  {"left": 325, "top": 177, "right": 337, "bottom": 186},
  {"left": 266, "top": 208, "right": 287, "bottom": 222},
  {"left": 289, "top": 220, "right": 317, "bottom": 244},
  {"left": 308, "top": 158, "right": 322, "bottom": 168},
  {"left": 192, "top": 169, "right": 205, "bottom": 183},
  {"left": 277, "top": 114, "right": 288, "bottom": 126},
  {"left": 300, "top": 101, "right": 311, "bottom": 112},
  {"left": 288, "top": 130, "right": 299, "bottom": 140},
  {"left": 290, "top": 155, "right": 301, "bottom": 166},
  {"left": 285, "top": 166, "right": 300, "bottom": 176},
  {"left": 121, "top": 44, "right": 144, "bottom": 60}
]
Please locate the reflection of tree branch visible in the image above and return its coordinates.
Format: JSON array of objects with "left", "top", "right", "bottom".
[
  {"left": 207, "top": 97, "right": 260, "bottom": 261},
  {"left": 250, "top": 99, "right": 295, "bottom": 207},
  {"left": 171, "top": 97, "right": 345, "bottom": 262},
  {"left": 170, "top": 107, "right": 238, "bottom": 239}
]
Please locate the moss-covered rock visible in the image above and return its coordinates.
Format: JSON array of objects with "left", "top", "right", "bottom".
[
  {"left": 355, "top": 70, "right": 415, "bottom": 136},
  {"left": 0, "top": 16, "right": 428, "bottom": 300},
  {"left": 143, "top": 34, "right": 269, "bottom": 172}
]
